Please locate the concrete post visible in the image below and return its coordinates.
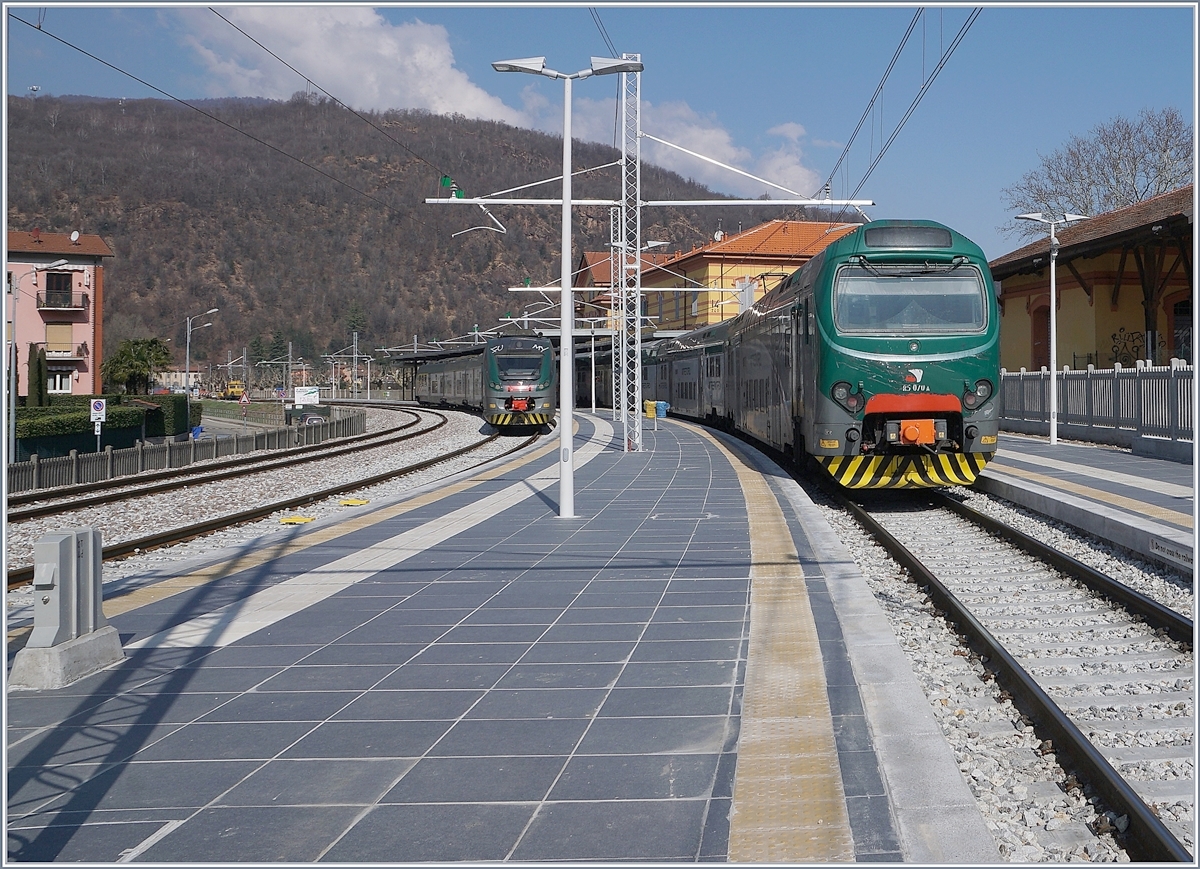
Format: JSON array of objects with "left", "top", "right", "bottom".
[{"left": 9, "top": 527, "right": 123, "bottom": 690}]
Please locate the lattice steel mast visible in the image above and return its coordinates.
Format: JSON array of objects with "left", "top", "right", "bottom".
[{"left": 617, "top": 54, "right": 643, "bottom": 452}]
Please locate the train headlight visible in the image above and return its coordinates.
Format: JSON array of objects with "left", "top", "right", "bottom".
[
  {"left": 831, "top": 381, "right": 863, "bottom": 414},
  {"left": 962, "top": 379, "right": 993, "bottom": 410}
]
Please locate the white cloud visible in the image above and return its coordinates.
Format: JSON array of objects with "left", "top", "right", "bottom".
[
  {"left": 178, "top": 7, "right": 525, "bottom": 124},
  {"left": 767, "top": 121, "right": 807, "bottom": 142},
  {"left": 569, "top": 97, "right": 825, "bottom": 199}
]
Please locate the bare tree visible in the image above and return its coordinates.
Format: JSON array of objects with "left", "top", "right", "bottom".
[{"left": 1001, "top": 107, "right": 1192, "bottom": 239}]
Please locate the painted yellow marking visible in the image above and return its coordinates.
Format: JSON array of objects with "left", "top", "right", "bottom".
[
  {"left": 985, "top": 463, "right": 1193, "bottom": 529},
  {"left": 338, "top": 498, "right": 370, "bottom": 506},
  {"left": 683, "top": 423, "right": 854, "bottom": 862},
  {"left": 280, "top": 516, "right": 315, "bottom": 524}
]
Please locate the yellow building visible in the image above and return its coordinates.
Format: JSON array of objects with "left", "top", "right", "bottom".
[
  {"left": 575, "top": 219, "right": 861, "bottom": 335},
  {"left": 989, "top": 186, "right": 1193, "bottom": 370}
]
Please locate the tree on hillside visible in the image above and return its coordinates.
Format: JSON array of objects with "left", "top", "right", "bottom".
[
  {"left": 100, "top": 338, "right": 172, "bottom": 394},
  {"left": 1001, "top": 107, "right": 1192, "bottom": 239}
]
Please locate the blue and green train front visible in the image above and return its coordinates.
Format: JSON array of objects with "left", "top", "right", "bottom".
[
  {"left": 803, "top": 221, "right": 1000, "bottom": 488},
  {"left": 483, "top": 336, "right": 557, "bottom": 427}
]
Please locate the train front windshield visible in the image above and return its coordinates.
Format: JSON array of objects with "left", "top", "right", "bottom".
[
  {"left": 495, "top": 355, "right": 544, "bottom": 378},
  {"left": 833, "top": 265, "right": 987, "bottom": 335}
]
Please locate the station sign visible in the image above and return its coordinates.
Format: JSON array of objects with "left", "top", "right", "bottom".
[{"left": 294, "top": 386, "right": 320, "bottom": 406}]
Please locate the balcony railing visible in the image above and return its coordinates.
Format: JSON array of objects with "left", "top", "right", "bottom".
[
  {"left": 36, "top": 292, "right": 89, "bottom": 310},
  {"left": 44, "top": 342, "right": 89, "bottom": 360}
]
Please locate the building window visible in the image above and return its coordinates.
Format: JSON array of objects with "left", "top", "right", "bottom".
[
  {"left": 45, "top": 323, "right": 75, "bottom": 355},
  {"left": 47, "top": 370, "right": 73, "bottom": 394},
  {"left": 45, "top": 272, "right": 73, "bottom": 308}
]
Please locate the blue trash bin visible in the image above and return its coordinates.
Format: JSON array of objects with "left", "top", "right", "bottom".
[{"left": 655, "top": 401, "right": 668, "bottom": 418}]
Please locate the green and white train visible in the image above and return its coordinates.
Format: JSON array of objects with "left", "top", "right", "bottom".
[{"left": 650, "top": 220, "right": 1000, "bottom": 488}]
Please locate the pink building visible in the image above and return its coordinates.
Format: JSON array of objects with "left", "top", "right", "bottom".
[{"left": 6, "top": 229, "right": 113, "bottom": 397}]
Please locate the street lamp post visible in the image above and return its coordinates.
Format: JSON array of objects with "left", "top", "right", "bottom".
[
  {"left": 493, "top": 55, "right": 645, "bottom": 519},
  {"left": 7, "top": 259, "right": 69, "bottom": 463},
  {"left": 185, "top": 307, "right": 218, "bottom": 437},
  {"left": 1016, "top": 213, "right": 1089, "bottom": 445}
]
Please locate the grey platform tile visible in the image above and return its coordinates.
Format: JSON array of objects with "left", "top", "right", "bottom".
[
  {"left": 428, "top": 717, "right": 591, "bottom": 757},
  {"left": 185, "top": 643, "right": 322, "bottom": 668},
  {"left": 578, "top": 578, "right": 670, "bottom": 594},
  {"left": 665, "top": 578, "right": 750, "bottom": 593},
  {"left": 131, "top": 721, "right": 317, "bottom": 762},
  {"left": 258, "top": 664, "right": 397, "bottom": 692},
  {"left": 394, "top": 593, "right": 498, "bottom": 610},
  {"left": 548, "top": 753, "right": 720, "bottom": 800},
  {"left": 197, "top": 690, "right": 359, "bottom": 723},
  {"left": 7, "top": 817, "right": 168, "bottom": 863},
  {"left": 350, "top": 607, "right": 467, "bottom": 625},
  {"left": 296, "top": 642, "right": 425, "bottom": 667},
  {"left": 7, "top": 693, "right": 114, "bottom": 729},
  {"left": 436, "top": 623, "right": 550, "bottom": 643},
  {"left": 831, "top": 713, "right": 874, "bottom": 752},
  {"left": 332, "top": 689, "right": 484, "bottom": 721},
  {"left": 462, "top": 606, "right": 561, "bottom": 625},
  {"left": 652, "top": 604, "right": 747, "bottom": 623},
  {"left": 321, "top": 802, "right": 538, "bottom": 862},
  {"left": 826, "top": 683, "right": 866, "bottom": 717},
  {"left": 230, "top": 621, "right": 360, "bottom": 646},
  {"left": 838, "top": 748, "right": 888, "bottom": 798},
  {"left": 9, "top": 759, "right": 261, "bottom": 815},
  {"left": 124, "top": 666, "right": 283, "bottom": 694},
  {"left": 576, "top": 716, "right": 728, "bottom": 755},
  {"left": 486, "top": 587, "right": 586, "bottom": 608},
  {"left": 572, "top": 591, "right": 665, "bottom": 608},
  {"left": 557, "top": 606, "right": 657, "bottom": 624},
  {"left": 465, "top": 688, "right": 607, "bottom": 720},
  {"left": 592, "top": 567, "right": 680, "bottom": 581},
  {"left": 518, "top": 640, "right": 637, "bottom": 664},
  {"left": 628, "top": 639, "right": 741, "bottom": 663},
  {"left": 374, "top": 663, "right": 510, "bottom": 690},
  {"left": 845, "top": 794, "right": 903, "bottom": 858},
  {"left": 539, "top": 622, "right": 646, "bottom": 643},
  {"left": 216, "top": 758, "right": 416, "bottom": 806},
  {"left": 698, "top": 796, "right": 732, "bottom": 859},
  {"left": 614, "top": 660, "right": 738, "bottom": 688},
  {"left": 139, "top": 804, "right": 364, "bottom": 862},
  {"left": 495, "top": 663, "right": 623, "bottom": 689},
  {"left": 642, "top": 621, "right": 746, "bottom": 641},
  {"left": 281, "top": 720, "right": 453, "bottom": 759},
  {"left": 410, "top": 642, "right": 532, "bottom": 665},
  {"left": 512, "top": 798, "right": 709, "bottom": 861},
  {"left": 7, "top": 723, "right": 185, "bottom": 769},
  {"left": 382, "top": 755, "right": 568, "bottom": 803},
  {"left": 660, "top": 591, "right": 750, "bottom": 607},
  {"left": 336, "top": 622, "right": 450, "bottom": 645},
  {"left": 600, "top": 686, "right": 734, "bottom": 718}
]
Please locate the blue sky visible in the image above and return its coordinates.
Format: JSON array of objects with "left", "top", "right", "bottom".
[{"left": 4, "top": 3, "right": 1196, "bottom": 260}]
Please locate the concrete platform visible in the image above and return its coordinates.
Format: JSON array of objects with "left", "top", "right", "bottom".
[
  {"left": 977, "top": 433, "right": 1194, "bottom": 573},
  {"left": 7, "top": 414, "right": 1000, "bottom": 863}
]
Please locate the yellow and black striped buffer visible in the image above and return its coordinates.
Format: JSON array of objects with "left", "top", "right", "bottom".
[
  {"left": 487, "top": 412, "right": 553, "bottom": 426},
  {"left": 818, "top": 452, "right": 993, "bottom": 489}
]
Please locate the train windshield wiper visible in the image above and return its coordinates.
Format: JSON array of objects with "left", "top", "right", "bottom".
[{"left": 852, "top": 255, "right": 969, "bottom": 277}]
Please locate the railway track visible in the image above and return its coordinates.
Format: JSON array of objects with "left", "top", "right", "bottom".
[
  {"left": 831, "top": 486, "right": 1193, "bottom": 862},
  {"left": 7, "top": 405, "right": 437, "bottom": 521},
  {"left": 7, "top": 425, "right": 541, "bottom": 590}
]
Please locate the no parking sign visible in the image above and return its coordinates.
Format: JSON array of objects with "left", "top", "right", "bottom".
[{"left": 90, "top": 399, "right": 106, "bottom": 422}]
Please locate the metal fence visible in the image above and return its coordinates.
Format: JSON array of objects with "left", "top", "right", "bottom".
[
  {"left": 8, "top": 410, "right": 366, "bottom": 494},
  {"left": 999, "top": 362, "right": 1194, "bottom": 446}
]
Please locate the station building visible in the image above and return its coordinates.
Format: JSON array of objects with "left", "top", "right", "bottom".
[
  {"left": 6, "top": 228, "right": 113, "bottom": 397},
  {"left": 576, "top": 219, "right": 861, "bottom": 336},
  {"left": 989, "top": 185, "right": 1193, "bottom": 371}
]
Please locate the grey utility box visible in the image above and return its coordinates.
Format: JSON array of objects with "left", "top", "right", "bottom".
[{"left": 9, "top": 527, "right": 124, "bottom": 690}]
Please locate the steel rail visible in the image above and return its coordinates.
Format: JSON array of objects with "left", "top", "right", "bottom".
[
  {"left": 834, "top": 489, "right": 1192, "bottom": 863},
  {"left": 7, "top": 405, "right": 425, "bottom": 508},
  {"left": 932, "top": 490, "right": 1193, "bottom": 647},
  {"left": 7, "top": 411, "right": 445, "bottom": 522},
  {"left": 8, "top": 430, "right": 539, "bottom": 590}
]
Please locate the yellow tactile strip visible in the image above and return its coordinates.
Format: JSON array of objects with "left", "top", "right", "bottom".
[
  {"left": 986, "top": 462, "right": 1194, "bottom": 528},
  {"left": 691, "top": 426, "right": 855, "bottom": 862},
  {"left": 7, "top": 436, "right": 561, "bottom": 650}
]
